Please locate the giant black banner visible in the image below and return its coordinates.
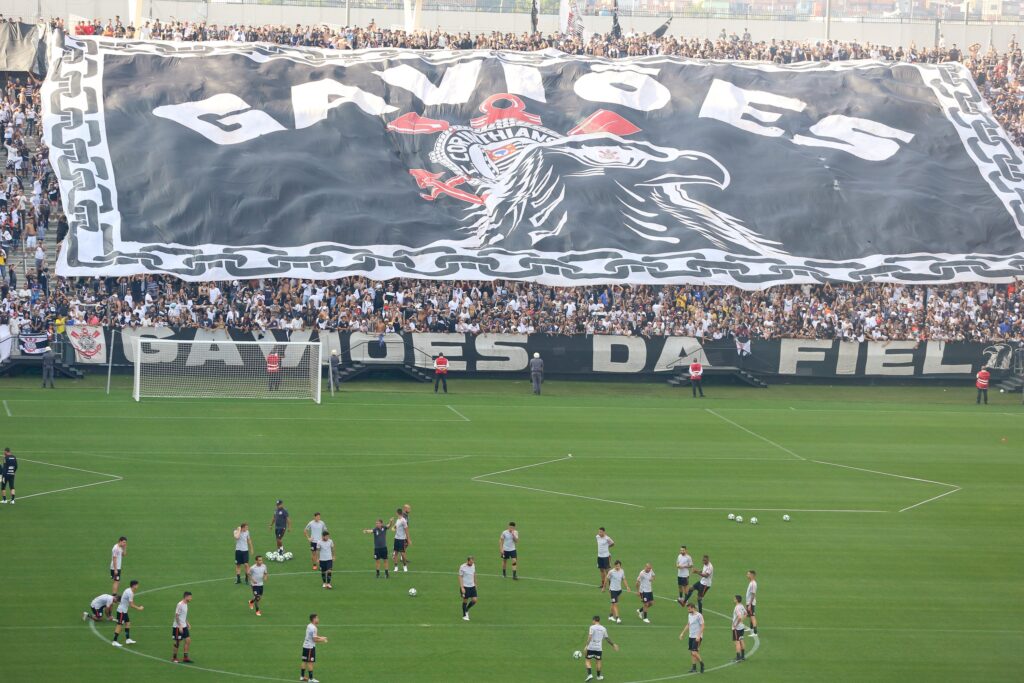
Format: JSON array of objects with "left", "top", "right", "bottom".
[
  {"left": 44, "top": 39, "right": 1024, "bottom": 286},
  {"left": 0, "top": 22, "right": 47, "bottom": 75},
  {"left": 105, "top": 328, "right": 1016, "bottom": 379}
]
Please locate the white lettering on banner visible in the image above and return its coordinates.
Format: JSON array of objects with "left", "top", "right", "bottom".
[
  {"left": 921, "top": 340, "right": 972, "bottom": 375},
  {"left": 864, "top": 341, "right": 917, "bottom": 375},
  {"left": 475, "top": 334, "right": 529, "bottom": 372},
  {"left": 777, "top": 339, "right": 833, "bottom": 375},
  {"left": 349, "top": 332, "right": 405, "bottom": 364},
  {"left": 186, "top": 330, "right": 244, "bottom": 366},
  {"left": 835, "top": 341, "right": 860, "bottom": 375},
  {"left": 121, "top": 327, "right": 176, "bottom": 363},
  {"left": 654, "top": 336, "right": 707, "bottom": 372},
  {"left": 291, "top": 80, "right": 398, "bottom": 129},
  {"left": 592, "top": 336, "right": 646, "bottom": 373},
  {"left": 501, "top": 63, "right": 546, "bottom": 103},
  {"left": 412, "top": 333, "right": 467, "bottom": 371},
  {"left": 699, "top": 79, "right": 912, "bottom": 160},
  {"left": 152, "top": 93, "right": 285, "bottom": 145},
  {"left": 793, "top": 115, "right": 915, "bottom": 162},
  {"left": 373, "top": 61, "right": 483, "bottom": 106},
  {"left": 574, "top": 68, "right": 671, "bottom": 112}
]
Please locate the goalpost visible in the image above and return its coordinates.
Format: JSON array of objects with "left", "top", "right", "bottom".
[{"left": 133, "top": 339, "right": 322, "bottom": 403}]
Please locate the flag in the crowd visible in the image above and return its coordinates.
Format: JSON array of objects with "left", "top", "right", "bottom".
[
  {"left": 531, "top": 0, "right": 539, "bottom": 34},
  {"left": 652, "top": 17, "right": 672, "bottom": 38},
  {"left": 68, "top": 325, "right": 108, "bottom": 364},
  {"left": 18, "top": 332, "right": 49, "bottom": 355},
  {"left": 560, "top": 0, "right": 585, "bottom": 38},
  {"left": 612, "top": 0, "right": 622, "bottom": 39}
]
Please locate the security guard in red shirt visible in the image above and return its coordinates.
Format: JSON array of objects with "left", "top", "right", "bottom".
[
  {"left": 976, "top": 366, "right": 990, "bottom": 405},
  {"left": 689, "top": 359, "right": 705, "bottom": 398},
  {"left": 433, "top": 353, "right": 449, "bottom": 394}
]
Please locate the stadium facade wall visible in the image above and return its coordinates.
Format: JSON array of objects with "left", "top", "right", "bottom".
[
  {"left": 6, "top": 0, "right": 1022, "bottom": 49},
  {"left": 97, "top": 327, "right": 1019, "bottom": 379}
]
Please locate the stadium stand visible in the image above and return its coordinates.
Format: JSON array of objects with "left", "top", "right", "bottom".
[{"left": 1, "top": 19, "right": 1022, "bottom": 343}]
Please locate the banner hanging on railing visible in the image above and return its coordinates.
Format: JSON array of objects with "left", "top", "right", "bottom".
[
  {"left": 17, "top": 333, "right": 50, "bottom": 355},
  {"left": 67, "top": 325, "right": 108, "bottom": 364},
  {"left": 44, "top": 39, "right": 1024, "bottom": 286}
]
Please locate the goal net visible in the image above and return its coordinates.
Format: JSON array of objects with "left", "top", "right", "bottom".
[{"left": 133, "top": 339, "right": 322, "bottom": 403}]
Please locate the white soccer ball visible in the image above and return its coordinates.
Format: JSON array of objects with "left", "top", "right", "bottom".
[
  {"left": 735, "top": 515, "right": 744, "bottom": 523},
  {"left": 727, "top": 513, "right": 735, "bottom": 520},
  {"left": 408, "top": 588, "right": 418, "bottom": 597},
  {"left": 783, "top": 514, "right": 791, "bottom": 522},
  {"left": 750, "top": 517, "right": 759, "bottom": 525},
  {"left": 284, "top": 552, "right": 294, "bottom": 560},
  {"left": 1000, "top": 388, "right": 1005, "bottom": 393},
  {"left": 572, "top": 651, "right": 582, "bottom": 660},
  {"left": 275, "top": 554, "right": 285, "bottom": 563}
]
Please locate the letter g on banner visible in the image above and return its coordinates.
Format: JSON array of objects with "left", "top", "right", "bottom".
[{"left": 153, "top": 93, "right": 285, "bottom": 145}]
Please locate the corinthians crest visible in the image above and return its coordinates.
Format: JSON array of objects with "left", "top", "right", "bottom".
[{"left": 388, "top": 94, "right": 786, "bottom": 255}]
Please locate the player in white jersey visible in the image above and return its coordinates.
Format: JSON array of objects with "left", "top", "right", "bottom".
[
  {"left": 392, "top": 508, "right": 411, "bottom": 572},
  {"left": 745, "top": 570, "right": 758, "bottom": 635},
  {"left": 84, "top": 593, "right": 118, "bottom": 622},
  {"left": 458, "top": 556, "right": 478, "bottom": 621},
  {"left": 110, "top": 536, "right": 127, "bottom": 593},
  {"left": 582, "top": 615, "right": 619, "bottom": 682},
  {"left": 731, "top": 594, "right": 748, "bottom": 662},
  {"left": 499, "top": 522, "right": 519, "bottom": 579},
  {"left": 684, "top": 554, "right": 713, "bottom": 614},
  {"left": 316, "top": 531, "right": 336, "bottom": 589},
  {"left": 635, "top": 562, "right": 656, "bottom": 623},
  {"left": 233, "top": 523, "right": 254, "bottom": 585},
  {"left": 603, "top": 560, "right": 630, "bottom": 623},
  {"left": 112, "top": 579, "right": 143, "bottom": 647},
  {"left": 675, "top": 545, "right": 694, "bottom": 602},
  {"left": 679, "top": 602, "right": 705, "bottom": 674},
  {"left": 595, "top": 527, "right": 615, "bottom": 588},
  {"left": 247, "top": 555, "right": 269, "bottom": 616},
  {"left": 300, "top": 613, "right": 328, "bottom": 683},
  {"left": 171, "top": 591, "right": 193, "bottom": 663},
  {"left": 304, "top": 512, "right": 327, "bottom": 571}
]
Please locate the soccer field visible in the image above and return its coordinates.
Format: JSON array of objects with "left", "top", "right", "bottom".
[{"left": 2, "top": 376, "right": 1022, "bottom": 682}]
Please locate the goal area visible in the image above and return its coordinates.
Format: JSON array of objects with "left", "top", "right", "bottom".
[{"left": 133, "top": 339, "right": 322, "bottom": 403}]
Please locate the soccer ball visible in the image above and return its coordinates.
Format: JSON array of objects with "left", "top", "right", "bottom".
[
  {"left": 284, "top": 552, "right": 294, "bottom": 561},
  {"left": 572, "top": 651, "right": 583, "bottom": 660},
  {"left": 783, "top": 514, "right": 791, "bottom": 522},
  {"left": 408, "top": 588, "right": 418, "bottom": 597},
  {"left": 735, "top": 515, "right": 744, "bottom": 523},
  {"left": 727, "top": 513, "right": 735, "bottom": 520},
  {"left": 275, "top": 554, "right": 285, "bottom": 563},
  {"left": 750, "top": 517, "right": 759, "bottom": 525}
]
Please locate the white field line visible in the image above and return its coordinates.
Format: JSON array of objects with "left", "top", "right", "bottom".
[
  {"left": 704, "top": 408, "right": 806, "bottom": 461},
  {"left": 810, "top": 458, "right": 962, "bottom": 513},
  {"left": 657, "top": 506, "right": 888, "bottom": 513},
  {"left": 9, "top": 414, "right": 465, "bottom": 422},
  {"left": 472, "top": 454, "right": 644, "bottom": 508},
  {"left": 446, "top": 404, "right": 471, "bottom": 422},
  {"left": 17, "top": 458, "right": 123, "bottom": 501},
  {"left": 898, "top": 487, "right": 963, "bottom": 513},
  {"left": 2, "top": 400, "right": 10, "bottom": 417},
  {"left": 86, "top": 568, "right": 752, "bottom": 683}
]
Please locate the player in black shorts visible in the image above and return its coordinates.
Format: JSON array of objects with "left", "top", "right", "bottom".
[
  {"left": 1, "top": 447, "right": 17, "bottom": 504},
  {"left": 362, "top": 517, "right": 394, "bottom": 578}
]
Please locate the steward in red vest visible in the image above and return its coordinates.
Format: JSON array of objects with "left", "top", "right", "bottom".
[
  {"left": 433, "top": 353, "right": 449, "bottom": 394},
  {"left": 689, "top": 360, "right": 705, "bottom": 398}
]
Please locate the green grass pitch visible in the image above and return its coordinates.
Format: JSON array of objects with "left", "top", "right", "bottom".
[{"left": 2, "top": 376, "right": 1022, "bottom": 682}]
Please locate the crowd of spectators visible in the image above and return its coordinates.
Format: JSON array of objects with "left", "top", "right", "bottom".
[{"left": 0, "top": 21, "right": 1022, "bottom": 345}]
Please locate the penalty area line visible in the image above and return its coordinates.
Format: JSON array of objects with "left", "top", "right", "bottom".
[
  {"left": 705, "top": 409, "right": 806, "bottom": 461},
  {"left": 17, "top": 459, "right": 123, "bottom": 501},
  {"left": 2, "top": 400, "right": 10, "bottom": 417},
  {"left": 446, "top": 405, "right": 471, "bottom": 422},
  {"left": 471, "top": 454, "right": 644, "bottom": 508}
]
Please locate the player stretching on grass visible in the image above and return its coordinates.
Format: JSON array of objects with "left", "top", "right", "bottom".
[
  {"left": 680, "top": 602, "right": 704, "bottom": 674},
  {"left": 172, "top": 591, "right": 193, "bottom": 663},
  {"left": 112, "top": 580, "right": 143, "bottom": 647},
  {"left": 583, "top": 615, "right": 618, "bottom": 682},
  {"left": 635, "top": 562, "right": 655, "bottom": 623},
  {"left": 300, "top": 613, "right": 328, "bottom": 683},
  {"left": 604, "top": 560, "right": 630, "bottom": 623},
  {"left": 83, "top": 593, "right": 118, "bottom": 622},
  {"left": 596, "top": 528, "right": 615, "bottom": 589},
  {"left": 248, "top": 556, "right": 268, "bottom": 616},
  {"left": 500, "top": 522, "right": 519, "bottom": 579}
]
